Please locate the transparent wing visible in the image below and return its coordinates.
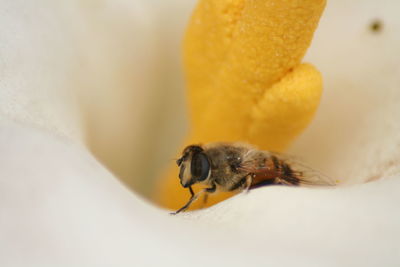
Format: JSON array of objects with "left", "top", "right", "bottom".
[
  {"left": 267, "top": 151, "right": 337, "bottom": 186},
  {"left": 239, "top": 150, "right": 338, "bottom": 187}
]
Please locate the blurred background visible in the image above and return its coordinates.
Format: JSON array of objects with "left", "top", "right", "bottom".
[
  {"left": 78, "top": 0, "right": 400, "bottom": 199},
  {"left": 1, "top": 1, "right": 399, "bottom": 265},
  {"left": 73, "top": 0, "right": 197, "bottom": 197},
  {"left": 2, "top": 0, "right": 398, "bottom": 202},
  {"left": 77, "top": 0, "right": 400, "bottom": 200}
]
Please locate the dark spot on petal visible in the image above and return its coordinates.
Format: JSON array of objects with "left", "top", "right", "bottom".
[{"left": 370, "top": 19, "right": 383, "bottom": 33}]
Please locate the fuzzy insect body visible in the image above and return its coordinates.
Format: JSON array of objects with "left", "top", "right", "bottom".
[{"left": 174, "top": 142, "right": 335, "bottom": 214}]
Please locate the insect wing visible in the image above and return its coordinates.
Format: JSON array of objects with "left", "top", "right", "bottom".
[
  {"left": 239, "top": 151, "right": 337, "bottom": 187},
  {"left": 268, "top": 151, "right": 337, "bottom": 186}
]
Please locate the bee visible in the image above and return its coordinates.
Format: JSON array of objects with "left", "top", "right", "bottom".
[{"left": 173, "top": 142, "right": 336, "bottom": 214}]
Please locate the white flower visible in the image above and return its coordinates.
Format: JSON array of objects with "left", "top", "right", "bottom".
[{"left": 0, "top": 0, "right": 399, "bottom": 266}]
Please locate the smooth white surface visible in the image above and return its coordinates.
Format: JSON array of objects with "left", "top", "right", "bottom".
[
  {"left": 0, "top": 0, "right": 399, "bottom": 266},
  {"left": 180, "top": 178, "right": 400, "bottom": 266},
  {"left": 293, "top": 0, "right": 400, "bottom": 184},
  {"left": 1, "top": 122, "right": 399, "bottom": 266}
]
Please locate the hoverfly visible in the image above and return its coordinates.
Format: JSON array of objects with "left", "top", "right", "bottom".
[{"left": 173, "top": 142, "right": 336, "bottom": 214}]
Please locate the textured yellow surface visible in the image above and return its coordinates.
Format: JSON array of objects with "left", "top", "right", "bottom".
[{"left": 155, "top": 0, "right": 326, "bottom": 210}]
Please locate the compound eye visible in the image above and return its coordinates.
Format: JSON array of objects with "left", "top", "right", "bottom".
[{"left": 190, "top": 152, "right": 210, "bottom": 181}]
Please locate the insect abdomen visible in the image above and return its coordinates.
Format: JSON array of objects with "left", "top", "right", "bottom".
[{"left": 249, "top": 155, "right": 301, "bottom": 188}]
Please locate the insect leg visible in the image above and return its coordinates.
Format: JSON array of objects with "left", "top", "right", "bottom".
[
  {"left": 202, "top": 194, "right": 208, "bottom": 206},
  {"left": 243, "top": 175, "right": 253, "bottom": 193},
  {"left": 205, "top": 183, "right": 216, "bottom": 193},
  {"left": 172, "top": 184, "right": 216, "bottom": 215},
  {"left": 171, "top": 194, "right": 199, "bottom": 215},
  {"left": 188, "top": 186, "right": 194, "bottom": 197},
  {"left": 202, "top": 183, "right": 217, "bottom": 206}
]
